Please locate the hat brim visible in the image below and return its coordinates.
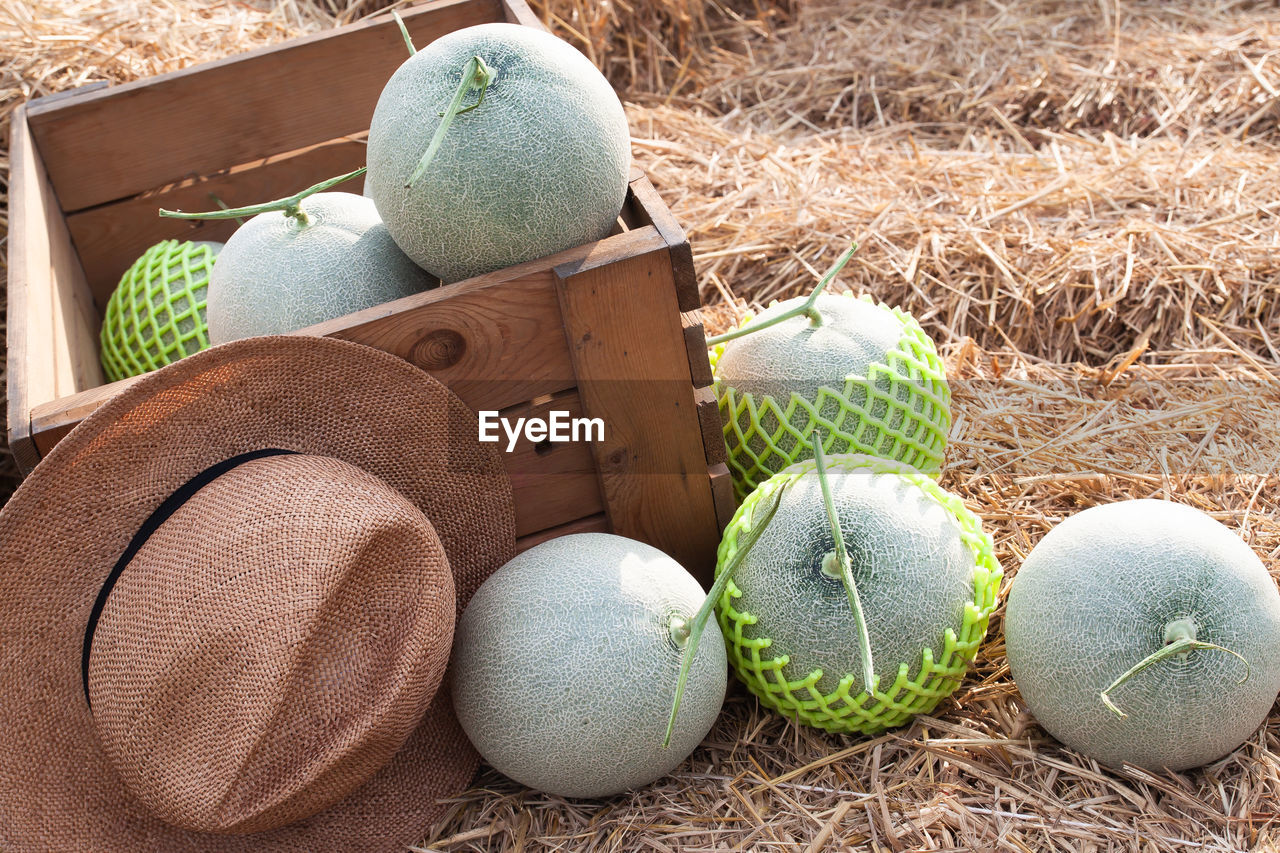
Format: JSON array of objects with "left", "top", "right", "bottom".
[{"left": 0, "top": 336, "right": 515, "bottom": 851}]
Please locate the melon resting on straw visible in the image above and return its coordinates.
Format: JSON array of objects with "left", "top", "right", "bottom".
[
  {"left": 450, "top": 533, "right": 726, "bottom": 799},
  {"left": 709, "top": 246, "right": 951, "bottom": 501},
  {"left": 708, "top": 447, "right": 1001, "bottom": 735},
  {"left": 1005, "top": 499, "right": 1280, "bottom": 772}
]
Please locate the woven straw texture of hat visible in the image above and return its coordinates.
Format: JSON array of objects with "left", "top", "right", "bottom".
[
  {"left": 89, "top": 453, "right": 457, "bottom": 834},
  {"left": 0, "top": 335, "right": 516, "bottom": 852}
]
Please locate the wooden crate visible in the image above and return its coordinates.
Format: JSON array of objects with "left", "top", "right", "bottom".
[{"left": 6, "top": 0, "right": 735, "bottom": 581}]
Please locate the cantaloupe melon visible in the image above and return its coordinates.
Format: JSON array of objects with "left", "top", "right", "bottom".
[
  {"left": 451, "top": 533, "right": 726, "bottom": 799},
  {"left": 365, "top": 23, "right": 631, "bottom": 284},
  {"left": 202, "top": 192, "right": 435, "bottom": 344},
  {"left": 714, "top": 452, "right": 1000, "bottom": 734},
  {"left": 1005, "top": 499, "right": 1280, "bottom": 771},
  {"left": 100, "top": 239, "right": 221, "bottom": 381},
  {"left": 711, "top": 269, "right": 949, "bottom": 501}
]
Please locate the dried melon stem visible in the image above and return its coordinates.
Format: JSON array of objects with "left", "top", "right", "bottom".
[
  {"left": 405, "top": 54, "right": 495, "bottom": 189},
  {"left": 207, "top": 192, "right": 245, "bottom": 225},
  {"left": 1099, "top": 618, "right": 1250, "bottom": 718},
  {"left": 159, "top": 167, "right": 367, "bottom": 227},
  {"left": 662, "top": 488, "right": 785, "bottom": 749},
  {"left": 704, "top": 242, "right": 858, "bottom": 347},
  {"left": 393, "top": 10, "right": 416, "bottom": 56}
]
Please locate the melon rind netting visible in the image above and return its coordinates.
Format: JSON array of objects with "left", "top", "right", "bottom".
[
  {"left": 100, "top": 239, "right": 215, "bottom": 382},
  {"left": 710, "top": 293, "right": 951, "bottom": 501},
  {"left": 714, "top": 453, "right": 1002, "bottom": 735}
]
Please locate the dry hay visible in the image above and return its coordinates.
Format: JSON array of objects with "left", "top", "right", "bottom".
[
  {"left": 685, "top": 1, "right": 1280, "bottom": 142},
  {"left": 625, "top": 0, "right": 1280, "bottom": 365},
  {"left": 637, "top": 108, "right": 1280, "bottom": 365},
  {"left": 1, "top": 0, "right": 1280, "bottom": 850},
  {"left": 526, "top": 0, "right": 794, "bottom": 94}
]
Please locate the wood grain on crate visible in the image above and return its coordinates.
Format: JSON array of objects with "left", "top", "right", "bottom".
[
  {"left": 515, "top": 512, "right": 608, "bottom": 552},
  {"left": 554, "top": 235, "right": 722, "bottom": 578},
  {"left": 319, "top": 264, "right": 582, "bottom": 413},
  {"left": 7, "top": 103, "right": 103, "bottom": 474}
]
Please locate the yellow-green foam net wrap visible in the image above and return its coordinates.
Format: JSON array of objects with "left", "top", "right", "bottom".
[
  {"left": 715, "top": 454, "right": 1002, "bottom": 735},
  {"left": 100, "top": 239, "right": 215, "bottom": 382},
  {"left": 710, "top": 293, "right": 950, "bottom": 501}
]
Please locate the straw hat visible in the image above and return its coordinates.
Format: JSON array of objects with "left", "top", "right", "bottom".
[{"left": 0, "top": 335, "right": 516, "bottom": 851}]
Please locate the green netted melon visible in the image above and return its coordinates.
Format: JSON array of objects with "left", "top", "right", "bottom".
[
  {"left": 1005, "top": 499, "right": 1280, "bottom": 771},
  {"left": 451, "top": 533, "right": 726, "bottom": 799},
  {"left": 715, "top": 453, "right": 1000, "bottom": 734},
  {"left": 100, "top": 239, "right": 221, "bottom": 381},
  {"left": 712, "top": 292, "right": 950, "bottom": 501},
  {"left": 366, "top": 23, "right": 631, "bottom": 284},
  {"left": 205, "top": 192, "right": 434, "bottom": 344}
]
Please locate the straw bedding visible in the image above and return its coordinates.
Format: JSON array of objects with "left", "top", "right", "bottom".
[{"left": 2, "top": 0, "right": 1279, "bottom": 849}]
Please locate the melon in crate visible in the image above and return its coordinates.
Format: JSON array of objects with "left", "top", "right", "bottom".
[
  {"left": 365, "top": 23, "right": 632, "bottom": 283},
  {"left": 100, "top": 239, "right": 221, "bottom": 381},
  {"left": 161, "top": 177, "right": 437, "bottom": 344}
]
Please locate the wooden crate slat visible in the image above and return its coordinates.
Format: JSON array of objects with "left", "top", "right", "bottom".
[
  {"left": 682, "top": 312, "right": 714, "bottom": 389},
  {"left": 317, "top": 272, "right": 575, "bottom": 413},
  {"left": 708, "top": 463, "right": 737, "bottom": 534},
  {"left": 694, "top": 385, "right": 728, "bottom": 467},
  {"left": 25, "top": 0, "right": 503, "bottom": 213},
  {"left": 6, "top": 105, "right": 40, "bottom": 473},
  {"left": 626, "top": 169, "right": 699, "bottom": 312},
  {"left": 68, "top": 138, "right": 368, "bottom": 307},
  {"left": 503, "top": 389, "right": 605, "bottom": 537},
  {"left": 515, "top": 512, "right": 609, "bottom": 552},
  {"left": 554, "top": 245, "right": 722, "bottom": 583},
  {"left": 7, "top": 105, "right": 104, "bottom": 474}
]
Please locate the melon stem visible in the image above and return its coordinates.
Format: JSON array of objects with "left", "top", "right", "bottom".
[
  {"left": 406, "top": 55, "right": 494, "bottom": 189},
  {"left": 662, "top": 487, "right": 785, "bottom": 749},
  {"left": 1099, "top": 620, "right": 1250, "bottom": 718},
  {"left": 392, "top": 10, "right": 416, "bottom": 56},
  {"left": 159, "top": 166, "right": 367, "bottom": 227},
  {"left": 812, "top": 438, "right": 877, "bottom": 699},
  {"left": 704, "top": 242, "right": 858, "bottom": 347}
]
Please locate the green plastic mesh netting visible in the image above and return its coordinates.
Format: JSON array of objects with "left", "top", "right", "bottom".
[
  {"left": 100, "top": 239, "right": 218, "bottom": 382},
  {"left": 710, "top": 294, "right": 950, "bottom": 501},
  {"left": 714, "top": 454, "right": 1002, "bottom": 735}
]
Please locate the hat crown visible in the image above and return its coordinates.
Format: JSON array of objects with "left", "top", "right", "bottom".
[{"left": 87, "top": 454, "right": 456, "bottom": 835}]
